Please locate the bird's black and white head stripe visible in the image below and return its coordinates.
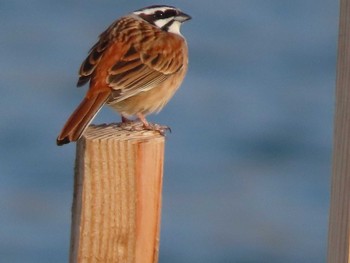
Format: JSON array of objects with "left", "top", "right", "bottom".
[{"left": 133, "top": 5, "right": 191, "bottom": 35}]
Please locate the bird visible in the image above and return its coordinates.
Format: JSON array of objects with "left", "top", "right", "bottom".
[{"left": 56, "top": 5, "right": 191, "bottom": 146}]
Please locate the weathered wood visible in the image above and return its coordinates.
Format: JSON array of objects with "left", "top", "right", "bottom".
[
  {"left": 69, "top": 124, "right": 165, "bottom": 263},
  {"left": 327, "top": 0, "right": 350, "bottom": 262}
]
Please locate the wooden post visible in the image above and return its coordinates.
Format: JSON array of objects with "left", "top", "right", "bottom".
[
  {"left": 69, "top": 124, "right": 165, "bottom": 263},
  {"left": 327, "top": 0, "right": 350, "bottom": 262}
]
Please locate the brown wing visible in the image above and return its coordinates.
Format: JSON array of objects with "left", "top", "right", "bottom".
[{"left": 106, "top": 20, "right": 186, "bottom": 102}]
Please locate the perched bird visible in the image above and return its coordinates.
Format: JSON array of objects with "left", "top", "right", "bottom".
[{"left": 57, "top": 5, "right": 191, "bottom": 146}]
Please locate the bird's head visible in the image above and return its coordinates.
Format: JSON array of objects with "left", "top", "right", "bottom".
[{"left": 133, "top": 5, "right": 191, "bottom": 35}]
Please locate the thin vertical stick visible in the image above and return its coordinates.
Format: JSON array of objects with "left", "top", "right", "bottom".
[
  {"left": 69, "top": 124, "right": 165, "bottom": 263},
  {"left": 327, "top": 0, "right": 350, "bottom": 262}
]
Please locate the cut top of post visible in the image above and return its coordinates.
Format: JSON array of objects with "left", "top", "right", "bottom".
[{"left": 83, "top": 123, "right": 165, "bottom": 142}]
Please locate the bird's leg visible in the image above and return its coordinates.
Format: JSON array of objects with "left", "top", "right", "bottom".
[{"left": 137, "top": 113, "right": 150, "bottom": 128}]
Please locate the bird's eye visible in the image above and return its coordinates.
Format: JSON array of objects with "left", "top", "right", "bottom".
[{"left": 154, "top": 11, "right": 164, "bottom": 19}]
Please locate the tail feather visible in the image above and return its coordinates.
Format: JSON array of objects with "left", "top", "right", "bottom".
[{"left": 57, "top": 91, "right": 110, "bottom": 145}]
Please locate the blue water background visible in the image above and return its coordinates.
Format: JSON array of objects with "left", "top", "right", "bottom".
[{"left": 0, "top": 0, "right": 338, "bottom": 262}]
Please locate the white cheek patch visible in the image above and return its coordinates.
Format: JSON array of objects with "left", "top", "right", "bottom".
[
  {"left": 167, "top": 21, "right": 182, "bottom": 35},
  {"left": 154, "top": 17, "right": 172, "bottom": 28},
  {"left": 154, "top": 19, "right": 182, "bottom": 35}
]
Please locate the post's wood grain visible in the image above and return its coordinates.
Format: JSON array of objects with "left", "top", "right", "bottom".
[
  {"left": 69, "top": 124, "right": 165, "bottom": 263},
  {"left": 327, "top": 0, "right": 350, "bottom": 262}
]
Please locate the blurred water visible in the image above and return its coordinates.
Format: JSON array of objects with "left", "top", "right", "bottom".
[{"left": 0, "top": 0, "right": 338, "bottom": 262}]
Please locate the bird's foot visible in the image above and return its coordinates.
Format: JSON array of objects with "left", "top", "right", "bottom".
[
  {"left": 118, "top": 114, "right": 171, "bottom": 135},
  {"left": 117, "top": 119, "right": 140, "bottom": 129},
  {"left": 142, "top": 122, "right": 171, "bottom": 135},
  {"left": 117, "top": 115, "right": 138, "bottom": 129},
  {"left": 118, "top": 120, "right": 171, "bottom": 135}
]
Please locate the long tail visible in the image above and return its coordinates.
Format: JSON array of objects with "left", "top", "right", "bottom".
[{"left": 57, "top": 91, "right": 110, "bottom": 146}]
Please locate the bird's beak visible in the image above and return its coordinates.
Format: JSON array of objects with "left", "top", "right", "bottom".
[{"left": 176, "top": 11, "right": 192, "bottom": 22}]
